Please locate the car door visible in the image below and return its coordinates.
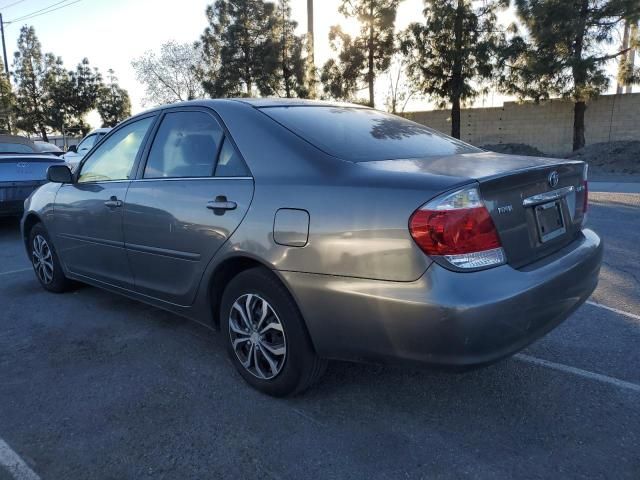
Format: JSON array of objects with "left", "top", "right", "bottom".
[
  {"left": 123, "top": 108, "right": 254, "bottom": 306},
  {"left": 53, "top": 115, "right": 157, "bottom": 288}
]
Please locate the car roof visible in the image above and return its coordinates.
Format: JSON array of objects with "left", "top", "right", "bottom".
[
  {"left": 0, "top": 134, "right": 36, "bottom": 146},
  {"left": 230, "top": 98, "right": 370, "bottom": 109},
  {"left": 125, "top": 98, "right": 371, "bottom": 120},
  {"left": 86, "top": 128, "right": 111, "bottom": 135}
]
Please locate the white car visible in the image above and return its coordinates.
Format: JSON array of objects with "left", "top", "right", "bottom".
[{"left": 62, "top": 128, "right": 111, "bottom": 169}]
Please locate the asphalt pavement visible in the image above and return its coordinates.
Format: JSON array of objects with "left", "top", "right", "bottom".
[{"left": 0, "top": 191, "right": 638, "bottom": 480}]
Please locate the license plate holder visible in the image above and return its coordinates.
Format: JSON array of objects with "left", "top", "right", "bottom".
[{"left": 535, "top": 200, "right": 566, "bottom": 243}]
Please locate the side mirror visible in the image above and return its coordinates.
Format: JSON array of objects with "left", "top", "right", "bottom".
[
  {"left": 67, "top": 145, "right": 77, "bottom": 153},
  {"left": 47, "top": 165, "right": 73, "bottom": 183}
]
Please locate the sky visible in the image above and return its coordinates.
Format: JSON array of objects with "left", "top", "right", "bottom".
[{"left": 0, "top": 0, "right": 633, "bottom": 129}]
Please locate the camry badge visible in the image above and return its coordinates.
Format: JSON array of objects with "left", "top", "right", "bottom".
[{"left": 548, "top": 171, "right": 559, "bottom": 188}]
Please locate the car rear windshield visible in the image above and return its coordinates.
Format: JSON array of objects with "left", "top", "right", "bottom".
[
  {"left": 0, "top": 143, "right": 35, "bottom": 154},
  {"left": 261, "top": 106, "right": 482, "bottom": 161}
]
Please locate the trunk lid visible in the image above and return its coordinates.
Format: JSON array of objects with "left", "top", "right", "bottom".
[
  {"left": 0, "top": 154, "right": 64, "bottom": 182},
  {"left": 361, "top": 151, "right": 587, "bottom": 268}
]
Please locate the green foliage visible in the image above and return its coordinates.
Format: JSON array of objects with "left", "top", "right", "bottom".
[
  {"left": 500, "top": 0, "right": 640, "bottom": 150},
  {"left": 12, "top": 26, "right": 105, "bottom": 139},
  {"left": 199, "top": 0, "right": 276, "bottom": 97},
  {"left": 321, "top": 0, "right": 402, "bottom": 107},
  {"left": 45, "top": 58, "right": 102, "bottom": 137},
  {"left": 12, "top": 26, "right": 56, "bottom": 141},
  {"left": 97, "top": 70, "right": 131, "bottom": 128},
  {"left": 401, "top": 0, "right": 506, "bottom": 138},
  {"left": 259, "top": 0, "right": 311, "bottom": 98},
  {"left": 0, "top": 57, "right": 14, "bottom": 133}
]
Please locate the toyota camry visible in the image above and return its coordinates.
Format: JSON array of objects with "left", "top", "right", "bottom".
[{"left": 21, "top": 99, "right": 602, "bottom": 396}]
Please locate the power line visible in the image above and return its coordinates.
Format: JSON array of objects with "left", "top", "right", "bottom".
[
  {"left": 0, "top": 0, "right": 27, "bottom": 10},
  {"left": 6, "top": 0, "right": 81, "bottom": 24}
]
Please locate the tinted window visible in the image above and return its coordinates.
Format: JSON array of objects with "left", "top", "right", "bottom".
[
  {"left": 0, "top": 143, "right": 35, "bottom": 153},
  {"left": 144, "top": 111, "right": 223, "bottom": 179},
  {"left": 262, "top": 106, "right": 481, "bottom": 161},
  {"left": 215, "top": 138, "right": 250, "bottom": 177},
  {"left": 78, "top": 117, "right": 154, "bottom": 183}
]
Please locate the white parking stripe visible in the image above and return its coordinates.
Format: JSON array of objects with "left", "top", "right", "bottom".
[
  {"left": 515, "top": 354, "right": 640, "bottom": 394},
  {"left": 0, "top": 268, "right": 31, "bottom": 277},
  {"left": 586, "top": 300, "right": 640, "bottom": 321},
  {"left": 0, "top": 438, "right": 40, "bottom": 480}
]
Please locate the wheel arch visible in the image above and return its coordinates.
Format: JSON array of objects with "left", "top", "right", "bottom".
[
  {"left": 207, "top": 255, "right": 274, "bottom": 329},
  {"left": 22, "top": 212, "right": 44, "bottom": 250}
]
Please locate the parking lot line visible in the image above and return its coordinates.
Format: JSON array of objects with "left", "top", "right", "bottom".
[
  {"left": 0, "top": 268, "right": 31, "bottom": 277},
  {"left": 515, "top": 354, "right": 640, "bottom": 394},
  {"left": 0, "top": 438, "right": 40, "bottom": 480},
  {"left": 586, "top": 300, "right": 640, "bottom": 321}
]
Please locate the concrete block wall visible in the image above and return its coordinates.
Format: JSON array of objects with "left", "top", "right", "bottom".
[{"left": 404, "top": 93, "right": 640, "bottom": 156}]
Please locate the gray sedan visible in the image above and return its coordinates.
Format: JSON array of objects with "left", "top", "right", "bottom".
[{"left": 21, "top": 99, "right": 602, "bottom": 396}]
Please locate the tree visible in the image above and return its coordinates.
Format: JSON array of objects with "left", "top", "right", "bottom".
[
  {"left": 97, "top": 70, "right": 131, "bottom": 127},
  {"left": 385, "top": 54, "right": 421, "bottom": 114},
  {"left": 321, "top": 0, "right": 402, "bottom": 107},
  {"left": 45, "top": 58, "right": 101, "bottom": 137},
  {"left": 132, "top": 41, "right": 206, "bottom": 106},
  {"left": 260, "top": 0, "right": 310, "bottom": 98},
  {"left": 500, "top": 0, "right": 640, "bottom": 151},
  {"left": 401, "top": 0, "right": 505, "bottom": 138},
  {"left": 12, "top": 26, "right": 57, "bottom": 141},
  {"left": 0, "top": 57, "right": 15, "bottom": 133},
  {"left": 199, "top": 0, "right": 276, "bottom": 97},
  {"left": 617, "top": 20, "right": 640, "bottom": 88}
]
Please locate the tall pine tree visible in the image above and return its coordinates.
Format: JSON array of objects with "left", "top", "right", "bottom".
[
  {"left": 0, "top": 56, "right": 14, "bottom": 133},
  {"left": 199, "top": 0, "right": 276, "bottom": 97},
  {"left": 401, "top": 0, "right": 505, "bottom": 139},
  {"left": 12, "top": 26, "right": 56, "bottom": 141},
  {"left": 500, "top": 0, "right": 640, "bottom": 151},
  {"left": 260, "top": 0, "right": 310, "bottom": 98},
  {"left": 321, "top": 0, "right": 402, "bottom": 107},
  {"left": 97, "top": 70, "right": 131, "bottom": 127}
]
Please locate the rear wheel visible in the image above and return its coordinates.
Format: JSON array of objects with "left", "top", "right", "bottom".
[
  {"left": 29, "top": 223, "right": 72, "bottom": 293},
  {"left": 221, "top": 267, "right": 327, "bottom": 396}
]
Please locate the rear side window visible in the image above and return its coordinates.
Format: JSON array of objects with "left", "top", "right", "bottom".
[
  {"left": 144, "top": 111, "right": 223, "bottom": 179},
  {"left": 215, "top": 138, "right": 250, "bottom": 177},
  {"left": 0, "top": 143, "right": 35, "bottom": 153},
  {"left": 261, "top": 106, "right": 481, "bottom": 162}
]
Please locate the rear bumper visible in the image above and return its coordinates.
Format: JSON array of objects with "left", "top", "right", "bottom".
[
  {"left": 0, "top": 181, "right": 44, "bottom": 216},
  {"left": 280, "top": 229, "right": 603, "bottom": 366}
]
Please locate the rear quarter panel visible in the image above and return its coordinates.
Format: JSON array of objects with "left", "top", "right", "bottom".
[{"left": 213, "top": 102, "right": 471, "bottom": 281}]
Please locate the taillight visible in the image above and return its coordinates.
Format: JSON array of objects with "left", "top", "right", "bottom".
[
  {"left": 409, "top": 186, "right": 506, "bottom": 270},
  {"left": 582, "top": 164, "right": 589, "bottom": 214}
]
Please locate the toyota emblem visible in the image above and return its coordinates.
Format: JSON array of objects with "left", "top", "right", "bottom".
[{"left": 548, "top": 171, "right": 559, "bottom": 188}]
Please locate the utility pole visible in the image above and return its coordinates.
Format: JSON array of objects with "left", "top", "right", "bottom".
[
  {"left": 307, "top": 0, "right": 314, "bottom": 69},
  {"left": 626, "top": 22, "right": 637, "bottom": 94},
  {"left": 617, "top": 21, "right": 631, "bottom": 94},
  {"left": 0, "top": 13, "right": 9, "bottom": 82}
]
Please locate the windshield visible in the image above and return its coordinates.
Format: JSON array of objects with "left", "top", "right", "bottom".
[
  {"left": 0, "top": 142, "right": 36, "bottom": 154},
  {"left": 261, "top": 106, "right": 481, "bottom": 162}
]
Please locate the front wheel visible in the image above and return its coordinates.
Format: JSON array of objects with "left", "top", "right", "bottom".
[
  {"left": 221, "top": 267, "right": 327, "bottom": 397},
  {"left": 28, "top": 223, "right": 72, "bottom": 293}
]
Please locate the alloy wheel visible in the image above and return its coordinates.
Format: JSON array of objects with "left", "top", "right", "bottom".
[
  {"left": 32, "top": 234, "right": 54, "bottom": 285},
  {"left": 228, "top": 294, "right": 287, "bottom": 380}
]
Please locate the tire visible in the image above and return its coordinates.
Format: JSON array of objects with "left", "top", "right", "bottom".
[
  {"left": 28, "top": 223, "right": 72, "bottom": 293},
  {"left": 221, "top": 267, "right": 327, "bottom": 397}
]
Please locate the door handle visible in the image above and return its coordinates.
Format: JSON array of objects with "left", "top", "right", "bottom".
[
  {"left": 104, "top": 196, "right": 123, "bottom": 208},
  {"left": 206, "top": 197, "right": 237, "bottom": 212}
]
